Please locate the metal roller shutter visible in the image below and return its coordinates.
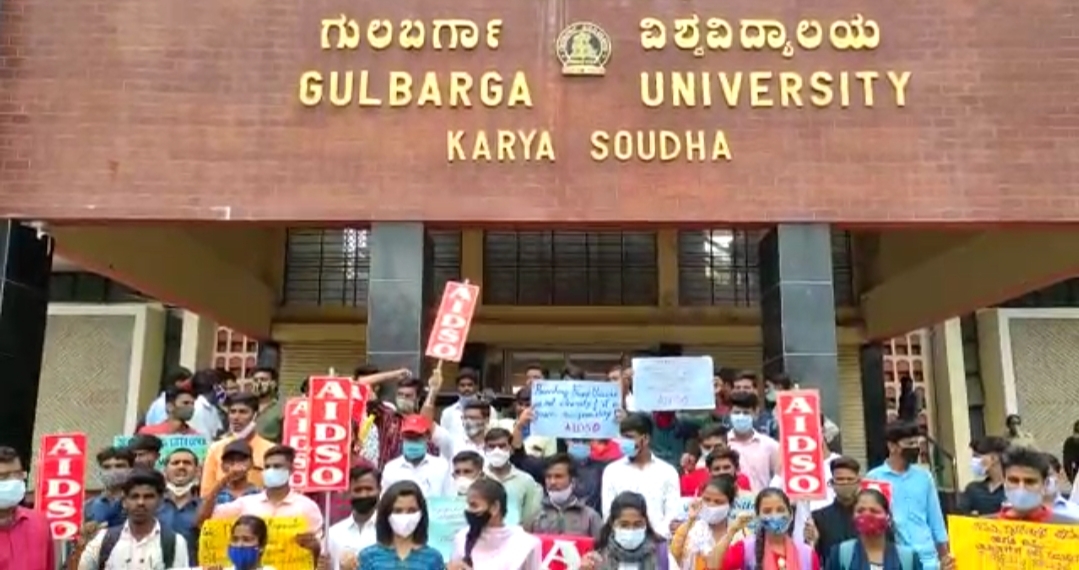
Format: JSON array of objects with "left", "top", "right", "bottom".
[{"left": 278, "top": 341, "right": 365, "bottom": 396}]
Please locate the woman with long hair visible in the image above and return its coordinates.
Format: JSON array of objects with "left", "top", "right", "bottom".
[
  {"left": 448, "top": 478, "right": 541, "bottom": 570},
  {"left": 357, "top": 480, "right": 445, "bottom": 569},
  {"left": 720, "top": 488, "right": 819, "bottom": 570},
  {"left": 824, "top": 489, "right": 922, "bottom": 570},
  {"left": 672, "top": 475, "right": 742, "bottom": 569},
  {"left": 213, "top": 515, "right": 273, "bottom": 570},
  {"left": 581, "top": 491, "right": 679, "bottom": 569}
]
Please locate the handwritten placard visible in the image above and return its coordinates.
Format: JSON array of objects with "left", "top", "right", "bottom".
[
  {"left": 198, "top": 516, "right": 314, "bottom": 570},
  {"left": 631, "top": 356, "right": 716, "bottom": 411},
  {"left": 113, "top": 434, "right": 208, "bottom": 469},
  {"left": 531, "top": 380, "right": 621, "bottom": 439},
  {"left": 949, "top": 515, "right": 1079, "bottom": 569},
  {"left": 427, "top": 496, "right": 469, "bottom": 560}
]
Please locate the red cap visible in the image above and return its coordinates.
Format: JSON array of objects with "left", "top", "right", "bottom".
[{"left": 400, "top": 414, "right": 432, "bottom": 435}]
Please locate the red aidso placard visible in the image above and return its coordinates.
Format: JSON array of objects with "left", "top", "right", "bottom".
[
  {"left": 282, "top": 397, "right": 311, "bottom": 490},
  {"left": 305, "top": 377, "right": 353, "bottom": 492},
  {"left": 776, "top": 389, "right": 827, "bottom": 501},
  {"left": 861, "top": 480, "right": 893, "bottom": 504},
  {"left": 36, "top": 433, "right": 87, "bottom": 540},
  {"left": 538, "top": 535, "right": 594, "bottom": 570},
  {"left": 425, "top": 281, "right": 479, "bottom": 362}
]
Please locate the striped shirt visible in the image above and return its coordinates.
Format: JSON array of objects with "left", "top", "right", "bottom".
[{"left": 357, "top": 544, "right": 445, "bottom": 570}]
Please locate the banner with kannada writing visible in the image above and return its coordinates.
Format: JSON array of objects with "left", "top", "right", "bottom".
[
  {"left": 113, "top": 434, "right": 208, "bottom": 469},
  {"left": 198, "top": 517, "right": 314, "bottom": 570},
  {"left": 427, "top": 496, "right": 469, "bottom": 560},
  {"left": 948, "top": 515, "right": 1079, "bottom": 570}
]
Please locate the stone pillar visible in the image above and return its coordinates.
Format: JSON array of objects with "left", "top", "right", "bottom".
[
  {"left": 179, "top": 311, "right": 217, "bottom": 371},
  {"left": 365, "top": 223, "right": 432, "bottom": 397},
  {"left": 759, "top": 224, "right": 841, "bottom": 433},
  {"left": 859, "top": 343, "right": 889, "bottom": 467},
  {"left": 0, "top": 222, "right": 53, "bottom": 464}
]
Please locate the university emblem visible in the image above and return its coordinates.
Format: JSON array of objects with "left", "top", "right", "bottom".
[{"left": 555, "top": 22, "right": 612, "bottom": 76}]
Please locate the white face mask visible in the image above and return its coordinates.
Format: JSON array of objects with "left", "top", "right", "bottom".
[
  {"left": 231, "top": 417, "right": 258, "bottom": 439},
  {"left": 389, "top": 512, "right": 423, "bottom": 537},
  {"left": 455, "top": 476, "right": 476, "bottom": 495},
  {"left": 699, "top": 504, "right": 730, "bottom": 525},
  {"left": 166, "top": 482, "right": 196, "bottom": 497},
  {"left": 485, "top": 448, "right": 511, "bottom": 469}
]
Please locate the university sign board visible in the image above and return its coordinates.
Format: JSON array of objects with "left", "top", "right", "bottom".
[{"left": 1, "top": 0, "right": 1076, "bottom": 223}]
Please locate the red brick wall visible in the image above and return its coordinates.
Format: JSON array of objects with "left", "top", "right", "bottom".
[{"left": 0, "top": 1, "right": 1076, "bottom": 223}]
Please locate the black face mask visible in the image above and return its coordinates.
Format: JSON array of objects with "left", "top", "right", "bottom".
[
  {"left": 351, "top": 497, "right": 377, "bottom": 515},
  {"left": 464, "top": 509, "right": 491, "bottom": 529},
  {"left": 899, "top": 447, "right": 921, "bottom": 464}
]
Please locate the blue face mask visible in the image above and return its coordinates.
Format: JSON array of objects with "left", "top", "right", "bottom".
[
  {"left": 402, "top": 440, "right": 428, "bottom": 461},
  {"left": 1005, "top": 487, "right": 1044, "bottom": 512},
  {"left": 730, "top": 413, "right": 754, "bottom": 433},
  {"left": 227, "top": 545, "right": 260, "bottom": 570},
  {"left": 0, "top": 479, "right": 26, "bottom": 509},
  {"left": 567, "top": 442, "right": 591, "bottom": 461},
  {"left": 759, "top": 514, "right": 792, "bottom": 535},
  {"left": 617, "top": 437, "right": 638, "bottom": 458}
]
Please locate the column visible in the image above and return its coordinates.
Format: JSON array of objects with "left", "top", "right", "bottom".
[
  {"left": 365, "top": 223, "right": 432, "bottom": 397},
  {"left": 858, "top": 343, "right": 889, "bottom": 467},
  {"left": 179, "top": 311, "right": 217, "bottom": 371},
  {"left": 759, "top": 224, "right": 841, "bottom": 431},
  {"left": 929, "top": 318, "right": 974, "bottom": 490},
  {"left": 0, "top": 221, "right": 53, "bottom": 464}
]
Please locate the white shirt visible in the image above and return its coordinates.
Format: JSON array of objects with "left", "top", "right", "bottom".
[
  {"left": 327, "top": 515, "right": 377, "bottom": 570},
  {"left": 617, "top": 553, "right": 679, "bottom": 570},
  {"left": 382, "top": 454, "right": 455, "bottom": 497},
  {"left": 601, "top": 455, "right": 681, "bottom": 538},
  {"left": 430, "top": 423, "right": 478, "bottom": 461},
  {"left": 438, "top": 400, "right": 499, "bottom": 441},
  {"left": 78, "top": 522, "right": 190, "bottom": 570}
]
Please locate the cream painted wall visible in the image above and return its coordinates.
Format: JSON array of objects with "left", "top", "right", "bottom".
[
  {"left": 180, "top": 311, "right": 218, "bottom": 371},
  {"left": 929, "top": 319, "right": 974, "bottom": 488}
]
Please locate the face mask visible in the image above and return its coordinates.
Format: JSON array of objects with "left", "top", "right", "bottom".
[
  {"left": 175, "top": 407, "right": 195, "bottom": 421},
  {"left": 0, "top": 479, "right": 26, "bottom": 508},
  {"left": 970, "top": 457, "right": 987, "bottom": 479},
  {"left": 227, "top": 545, "right": 260, "bottom": 570},
  {"left": 166, "top": 482, "right": 196, "bottom": 497},
  {"left": 617, "top": 437, "right": 638, "bottom": 458},
  {"left": 613, "top": 528, "right": 646, "bottom": 550},
  {"left": 102, "top": 469, "right": 130, "bottom": 488},
  {"left": 730, "top": 413, "right": 754, "bottom": 433},
  {"left": 852, "top": 513, "right": 890, "bottom": 536},
  {"left": 1006, "top": 487, "right": 1044, "bottom": 511},
  {"left": 458, "top": 394, "right": 475, "bottom": 406},
  {"left": 464, "top": 509, "right": 492, "bottom": 529},
  {"left": 764, "top": 390, "right": 777, "bottom": 405},
  {"left": 699, "top": 505, "right": 730, "bottom": 525},
  {"left": 351, "top": 496, "right": 377, "bottom": 515},
  {"left": 455, "top": 476, "right": 476, "bottom": 495},
  {"left": 485, "top": 448, "right": 511, "bottom": 469},
  {"left": 547, "top": 486, "right": 574, "bottom": 505},
  {"left": 402, "top": 440, "right": 428, "bottom": 461},
  {"left": 899, "top": 447, "right": 921, "bottom": 464},
  {"left": 389, "top": 512, "right": 423, "bottom": 537},
  {"left": 759, "top": 514, "right": 792, "bottom": 535},
  {"left": 231, "top": 418, "right": 258, "bottom": 439},
  {"left": 262, "top": 467, "right": 290, "bottom": 489},
  {"left": 396, "top": 398, "right": 417, "bottom": 414},
  {"left": 464, "top": 420, "right": 486, "bottom": 438},
  {"left": 834, "top": 484, "right": 860, "bottom": 502},
  {"left": 567, "top": 442, "right": 591, "bottom": 461}
]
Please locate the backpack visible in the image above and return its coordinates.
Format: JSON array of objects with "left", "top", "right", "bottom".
[
  {"left": 98, "top": 526, "right": 177, "bottom": 570},
  {"left": 838, "top": 539, "right": 915, "bottom": 570}
]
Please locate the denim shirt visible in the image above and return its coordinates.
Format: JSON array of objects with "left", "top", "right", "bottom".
[
  {"left": 84, "top": 494, "right": 126, "bottom": 527},
  {"left": 157, "top": 495, "right": 201, "bottom": 560}
]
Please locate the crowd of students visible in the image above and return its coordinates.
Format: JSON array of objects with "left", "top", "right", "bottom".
[{"left": 1, "top": 361, "right": 1076, "bottom": 570}]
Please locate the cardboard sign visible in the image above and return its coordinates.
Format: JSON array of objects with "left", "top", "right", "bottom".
[
  {"left": 776, "top": 389, "right": 827, "bottom": 501},
  {"left": 282, "top": 398, "right": 311, "bottom": 490},
  {"left": 860, "top": 479, "right": 893, "bottom": 504},
  {"left": 425, "top": 281, "right": 479, "bottom": 362},
  {"left": 538, "top": 535, "right": 594, "bottom": 570},
  {"left": 36, "top": 433, "right": 87, "bottom": 540},
  {"left": 305, "top": 377, "right": 353, "bottom": 492}
]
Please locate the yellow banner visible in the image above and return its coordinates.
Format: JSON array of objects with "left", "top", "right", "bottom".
[
  {"left": 948, "top": 515, "right": 1079, "bottom": 569},
  {"left": 198, "top": 516, "right": 315, "bottom": 570}
]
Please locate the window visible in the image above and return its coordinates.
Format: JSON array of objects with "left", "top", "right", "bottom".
[
  {"left": 282, "top": 228, "right": 461, "bottom": 306},
  {"left": 483, "top": 231, "right": 658, "bottom": 305},
  {"left": 677, "top": 228, "right": 856, "bottom": 306}
]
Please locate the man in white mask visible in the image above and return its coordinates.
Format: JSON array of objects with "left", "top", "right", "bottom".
[
  {"left": 482, "top": 428, "right": 543, "bottom": 525},
  {"left": 200, "top": 393, "right": 274, "bottom": 494},
  {"left": 158, "top": 448, "right": 201, "bottom": 561},
  {"left": 0, "top": 446, "right": 52, "bottom": 567}
]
